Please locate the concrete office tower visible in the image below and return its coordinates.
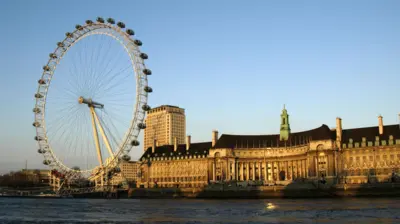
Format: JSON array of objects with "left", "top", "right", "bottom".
[{"left": 144, "top": 105, "right": 186, "bottom": 151}]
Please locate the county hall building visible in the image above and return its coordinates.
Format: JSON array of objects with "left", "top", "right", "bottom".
[{"left": 138, "top": 106, "right": 400, "bottom": 188}]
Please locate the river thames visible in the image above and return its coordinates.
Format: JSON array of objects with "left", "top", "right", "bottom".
[{"left": 1, "top": 197, "right": 399, "bottom": 223}]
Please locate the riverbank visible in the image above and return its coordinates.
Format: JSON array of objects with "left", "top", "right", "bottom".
[
  {"left": 0, "top": 195, "right": 61, "bottom": 199},
  {"left": 127, "top": 182, "right": 400, "bottom": 199},
  {"left": 3, "top": 183, "right": 400, "bottom": 199}
]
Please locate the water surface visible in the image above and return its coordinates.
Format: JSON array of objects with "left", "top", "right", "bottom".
[{"left": 0, "top": 197, "right": 399, "bottom": 223}]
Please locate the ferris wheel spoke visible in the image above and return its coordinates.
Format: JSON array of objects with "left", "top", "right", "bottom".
[
  {"left": 103, "top": 107, "right": 131, "bottom": 125},
  {"left": 59, "top": 110, "right": 85, "bottom": 159},
  {"left": 100, "top": 111, "right": 123, "bottom": 152},
  {"left": 93, "top": 69, "right": 131, "bottom": 99},
  {"left": 48, "top": 108, "right": 83, "bottom": 145},
  {"left": 91, "top": 57, "right": 132, "bottom": 97},
  {"left": 98, "top": 90, "right": 134, "bottom": 99},
  {"left": 46, "top": 107, "right": 81, "bottom": 132},
  {"left": 97, "top": 39, "right": 126, "bottom": 78},
  {"left": 93, "top": 36, "right": 114, "bottom": 81},
  {"left": 68, "top": 108, "right": 88, "bottom": 158},
  {"left": 105, "top": 102, "right": 133, "bottom": 108},
  {"left": 66, "top": 51, "right": 84, "bottom": 95},
  {"left": 45, "top": 96, "right": 76, "bottom": 103},
  {"left": 45, "top": 103, "right": 81, "bottom": 125},
  {"left": 95, "top": 67, "right": 133, "bottom": 98}
]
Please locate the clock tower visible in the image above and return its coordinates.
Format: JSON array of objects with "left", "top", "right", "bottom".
[{"left": 280, "top": 104, "right": 291, "bottom": 141}]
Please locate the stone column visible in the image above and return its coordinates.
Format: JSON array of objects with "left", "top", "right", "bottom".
[
  {"left": 247, "top": 162, "right": 250, "bottom": 181},
  {"left": 334, "top": 151, "right": 337, "bottom": 177},
  {"left": 252, "top": 162, "right": 255, "bottom": 180},
  {"left": 212, "top": 163, "right": 216, "bottom": 181},
  {"left": 304, "top": 159, "right": 308, "bottom": 178},
  {"left": 290, "top": 161, "right": 293, "bottom": 180},
  {"left": 234, "top": 161, "right": 238, "bottom": 180},
  {"left": 299, "top": 160, "right": 303, "bottom": 178},
  {"left": 249, "top": 162, "right": 252, "bottom": 180},
  {"left": 316, "top": 155, "right": 319, "bottom": 178},
  {"left": 258, "top": 162, "right": 261, "bottom": 180},
  {"left": 299, "top": 160, "right": 301, "bottom": 178},
  {"left": 241, "top": 162, "right": 244, "bottom": 181},
  {"left": 265, "top": 162, "right": 268, "bottom": 181},
  {"left": 272, "top": 162, "right": 276, "bottom": 181},
  {"left": 227, "top": 160, "right": 230, "bottom": 181},
  {"left": 277, "top": 161, "right": 281, "bottom": 181},
  {"left": 300, "top": 160, "right": 303, "bottom": 178},
  {"left": 285, "top": 161, "right": 289, "bottom": 180}
]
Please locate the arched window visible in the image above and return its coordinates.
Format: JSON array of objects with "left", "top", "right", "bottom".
[{"left": 282, "top": 118, "right": 286, "bottom": 124}]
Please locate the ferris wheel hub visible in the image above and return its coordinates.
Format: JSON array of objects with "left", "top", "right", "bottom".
[{"left": 78, "top": 96, "right": 104, "bottom": 108}]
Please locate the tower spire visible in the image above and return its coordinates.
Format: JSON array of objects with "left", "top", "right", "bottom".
[{"left": 280, "top": 105, "right": 291, "bottom": 141}]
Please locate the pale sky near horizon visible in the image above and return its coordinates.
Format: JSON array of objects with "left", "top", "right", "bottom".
[{"left": 0, "top": 0, "right": 400, "bottom": 173}]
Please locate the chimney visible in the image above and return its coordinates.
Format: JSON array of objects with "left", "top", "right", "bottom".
[
  {"left": 212, "top": 130, "right": 219, "bottom": 147},
  {"left": 186, "top": 135, "right": 191, "bottom": 151},
  {"left": 378, "top": 115, "right": 383, "bottom": 135},
  {"left": 152, "top": 139, "right": 157, "bottom": 154},
  {"left": 174, "top": 137, "right": 178, "bottom": 152},
  {"left": 336, "top": 117, "right": 342, "bottom": 144}
]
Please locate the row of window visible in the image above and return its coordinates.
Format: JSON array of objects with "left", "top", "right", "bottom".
[{"left": 348, "top": 154, "right": 400, "bottom": 162}]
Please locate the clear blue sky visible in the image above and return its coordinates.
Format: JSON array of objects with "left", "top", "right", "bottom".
[{"left": 1, "top": 0, "right": 400, "bottom": 173}]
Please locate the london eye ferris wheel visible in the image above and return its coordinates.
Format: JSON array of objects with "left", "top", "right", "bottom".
[{"left": 32, "top": 17, "right": 152, "bottom": 180}]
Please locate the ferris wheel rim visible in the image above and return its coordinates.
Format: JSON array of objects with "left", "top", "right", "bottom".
[{"left": 33, "top": 20, "right": 149, "bottom": 174}]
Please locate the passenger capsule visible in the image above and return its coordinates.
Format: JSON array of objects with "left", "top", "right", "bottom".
[
  {"left": 33, "top": 108, "right": 41, "bottom": 113},
  {"left": 107, "top": 18, "right": 115, "bottom": 24},
  {"left": 114, "top": 167, "right": 121, "bottom": 173},
  {"left": 65, "top": 32, "right": 73, "bottom": 38},
  {"left": 43, "top": 65, "right": 50, "bottom": 71},
  {"left": 144, "top": 86, "right": 153, "bottom": 93},
  {"left": 35, "top": 136, "right": 44, "bottom": 141},
  {"left": 85, "top": 20, "right": 93, "bottom": 25},
  {"left": 96, "top": 17, "right": 105, "bottom": 23},
  {"left": 38, "top": 79, "right": 46, "bottom": 85},
  {"left": 57, "top": 42, "right": 65, "bottom": 47},
  {"left": 143, "top": 68, "right": 152, "bottom": 75},
  {"left": 140, "top": 53, "right": 148, "bottom": 60},
  {"left": 131, "top": 140, "right": 140, "bottom": 146},
  {"left": 38, "top": 149, "right": 46, "bottom": 154},
  {"left": 72, "top": 166, "right": 80, "bottom": 171},
  {"left": 49, "top": 53, "right": 57, "bottom": 59},
  {"left": 137, "top": 123, "right": 146, "bottom": 129},
  {"left": 133, "top": 39, "right": 142, "bottom": 46},
  {"left": 32, "top": 121, "right": 41, "bottom": 127},
  {"left": 126, "top": 29, "right": 134, "bottom": 36},
  {"left": 117, "top": 22, "right": 125, "bottom": 28},
  {"left": 122, "top": 154, "right": 131, "bottom": 161},
  {"left": 142, "top": 104, "right": 151, "bottom": 111},
  {"left": 35, "top": 93, "right": 43, "bottom": 98},
  {"left": 75, "top": 24, "right": 83, "bottom": 30},
  {"left": 43, "top": 160, "right": 51, "bottom": 165}
]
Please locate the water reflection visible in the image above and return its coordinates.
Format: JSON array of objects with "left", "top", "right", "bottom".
[
  {"left": 0, "top": 198, "right": 399, "bottom": 223},
  {"left": 265, "top": 202, "right": 277, "bottom": 210}
]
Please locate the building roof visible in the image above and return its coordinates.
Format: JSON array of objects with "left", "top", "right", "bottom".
[
  {"left": 140, "top": 141, "right": 212, "bottom": 160},
  {"left": 214, "top": 124, "right": 333, "bottom": 149},
  {"left": 340, "top": 124, "right": 400, "bottom": 143},
  {"left": 149, "top": 105, "right": 181, "bottom": 111}
]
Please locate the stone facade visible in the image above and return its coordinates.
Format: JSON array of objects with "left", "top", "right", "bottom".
[{"left": 139, "top": 107, "right": 400, "bottom": 188}]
